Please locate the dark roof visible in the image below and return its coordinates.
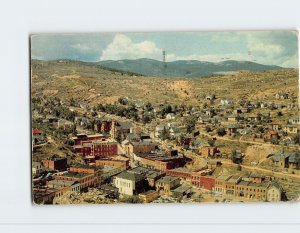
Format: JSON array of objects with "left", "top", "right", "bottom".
[
  {"left": 115, "top": 171, "right": 145, "bottom": 182},
  {"left": 157, "top": 176, "right": 179, "bottom": 184}
]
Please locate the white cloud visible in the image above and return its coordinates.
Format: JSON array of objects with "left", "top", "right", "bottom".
[
  {"left": 100, "top": 32, "right": 298, "bottom": 68},
  {"left": 100, "top": 34, "right": 166, "bottom": 60}
]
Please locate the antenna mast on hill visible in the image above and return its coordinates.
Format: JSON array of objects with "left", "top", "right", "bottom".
[{"left": 162, "top": 50, "right": 167, "bottom": 74}]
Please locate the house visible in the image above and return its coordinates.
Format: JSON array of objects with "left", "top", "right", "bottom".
[
  {"left": 166, "top": 113, "right": 176, "bottom": 120},
  {"left": 266, "top": 182, "right": 283, "bottom": 202},
  {"left": 197, "top": 116, "right": 210, "bottom": 124},
  {"left": 155, "top": 123, "right": 178, "bottom": 139},
  {"left": 124, "top": 140, "right": 157, "bottom": 158},
  {"left": 200, "top": 146, "right": 218, "bottom": 157},
  {"left": 172, "top": 184, "right": 192, "bottom": 199},
  {"left": 205, "top": 94, "right": 216, "bottom": 101},
  {"left": 47, "top": 180, "right": 80, "bottom": 193},
  {"left": 269, "top": 122, "right": 281, "bottom": 131},
  {"left": 272, "top": 149, "right": 300, "bottom": 171},
  {"left": 264, "top": 130, "right": 279, "bottom": 141},
  {"left": 227, "top": 115, "right": 239, "bottom": 123},
  {"left": 32, "top": 161, "right": 42, "bottom": 176},
  {"left": 57, "top": 119, "right": 74, "bottom": 130},
  {"left": 220, "top": 99, "right": 233, "bottom": 106},
  {"left": 226, "top": 124, "right": 239, "bottom": 134},
  {"left": 155, "top": 176, "right": 180, "bottom": 196},
  {"left": 114, "top": 171, "right": 147, "bottom": 196},
  {"left": 138, "top": 190, "right": 159, "bottom": 203},
  {"left": 32, "top": 129, "right": 46, "bottom": 145},
  {"left": 275, "top": 92, "right": 289, "bottom": 99},
  {"left": 43, "top": 115, "right": 58, "bottom": 125},
  {"left": 110, "top": 120, "right": 132, "bottom": 141},
  {"left": 283, "top": 125, "right": 299, "bottom": 134},
  {"left": 249, "top": 174, "right": 265, "bottom": 183},
  {"left": 128, "top": 166, "right": 165, "bottom": 188}
]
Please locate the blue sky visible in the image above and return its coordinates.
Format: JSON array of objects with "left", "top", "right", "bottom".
[{"left": 31, "top": 31, "right": 299, "bottom": 68}]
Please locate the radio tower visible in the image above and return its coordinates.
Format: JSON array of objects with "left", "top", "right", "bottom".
[{"left": 162, "top": 50, "right": 167, "bottom": 74}]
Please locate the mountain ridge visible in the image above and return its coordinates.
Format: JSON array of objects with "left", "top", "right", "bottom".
[{"left": 96, "top": 58, "right": 285, "bottom": 77}]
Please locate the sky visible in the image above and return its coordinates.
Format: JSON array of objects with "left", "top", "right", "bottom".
[{"left": 31, "top": 31, "right": 299, "bottom": 68}]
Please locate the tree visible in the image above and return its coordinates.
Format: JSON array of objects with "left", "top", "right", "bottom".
[
  {"left": 207, "top": 138, "right": 215, "bottom": 147},
  {"left": 161, "top": 127, "right": 170, "bottom": 140},
  {"left": 294, "top": 133, "right": 300, "bottom": 145},
  {"left": 217, "top": 127, "right": 226, "bottom": 136},
  {"left": 205, "top": 125, "right": 212, "bottom": 133},
  {"left": 270, "top": 137, "right": 279, "bottom": 145},
  {"left": 186, "top": 116, "right": 197, "bottom": 133}
]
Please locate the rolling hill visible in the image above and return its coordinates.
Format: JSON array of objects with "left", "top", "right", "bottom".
[{"left": 97, "top": 58, "right": 284, "bottom": 77}]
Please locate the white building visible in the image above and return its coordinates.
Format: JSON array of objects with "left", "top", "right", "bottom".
[
  {"left": 114, "top": 171, "right": 145, "bottom": 196},
  {"left": 32, "top": 161, "right": 42, "bottom": 176}
]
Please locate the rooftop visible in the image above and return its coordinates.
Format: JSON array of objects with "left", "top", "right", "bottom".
[
  {"left": 115, "top": 171, "right": 145, "bottom": 182},
  {"left": 157, "top": 176, "right": 179, "bottom": 184}
]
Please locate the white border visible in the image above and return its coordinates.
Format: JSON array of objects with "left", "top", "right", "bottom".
[{"left": 0, "top": 0, "right": 299, "bottom": 231}]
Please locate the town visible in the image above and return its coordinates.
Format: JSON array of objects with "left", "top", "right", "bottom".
[{"left": 31, "top": 61, "right": 300, "bottom": 204}]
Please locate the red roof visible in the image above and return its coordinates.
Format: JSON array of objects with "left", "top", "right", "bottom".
[{"left": 32, "top": 129, "right": 42, "bottom": 134}]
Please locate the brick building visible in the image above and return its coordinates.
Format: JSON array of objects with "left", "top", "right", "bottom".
[
  {"left": 41, "top": 157, "right": 68, "bottom": 171},
  {"left": 74, "top": 140, "right": 118, "bottom": 163},
  {"left": 71, "top": 133, "right": 106, "bottom": 145},
  {"left": 95, "top": 158, "right": 129, "bottom": 170},
  {"left": 55, "top": 171, "right": 95, "bottom": 191},
  {"left": 191, "top": 174, "right": 215, "bottom": 191}
]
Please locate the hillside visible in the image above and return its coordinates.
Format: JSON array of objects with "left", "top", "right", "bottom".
[
  {"left": 97, "top": 58, "right": 284, "bottom": 77},
  {"left": 31, "top": 60, "right": 298, "bottom": 108}
]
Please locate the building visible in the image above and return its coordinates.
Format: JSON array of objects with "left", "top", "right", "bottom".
[
  {"left": 155, "top": 176, "right": 180, "bottom": 196},
  {"left": 95, "top": 158, "right": 129, "bottom": 170},
  {"left": 128, "top": 167, "right": 165, "bottom": 188},
  {"left": 57, "top": 119, "right": 74, "bottom": 130},
  {"left": 110, "top": 120, "right": 132, "bottom": 141},
  {"left": 235, "top": 181, "right": 269, "bottom": 201},
  {"left": 101, "top": 165, "right": 125, "bottom": 181},
  {"left": 172, "top": 184, "right": 192, "bottom": 199},
  {"left": 266, "top": 182, "right": 282, "bottom": 202},
  {"left": 166, "top": 113, "right": 176, "bottom": 120},
  {"left": 249, "top": 174, "right": 265, "bottom": 183},
  {"left": 69, "top": 165, "right": 103, "bottom": 187},
  {"left": 114, "top": 171, "right": 147, "bottom": 196},
  {"left": 74, "top": 139, "right": 118, "bottom": 163},
  {"left": 41, "top": 157, "right": 68, "bottom": 171},
  {"left": 138, "top": 190, "right": 159, "bottom": 203},
  {"left": 191, "top": 175, "right": 215, "bottom": 191},
  {"left": 71, "top": 133, "right": 105, "bottom": 145},
  {"left": 200, "top": 146, "right": 218, "bottom": 157},
  {"left": 288, "top": 116, "right": 300, "bottom": 125},
  {"left": 166, "top": 168, "right": 192, "bottom": 182},
  {"left": 272, "top": 149, "right": 300, "bottom": 171},
  {"left": 138, "top": 153, "right": 186, "bottom": 171},
  {"left": 264, "top": 130, "right": 279, "bottom": 141},
  {"left": 32, "top": 161, "right": 42, "bottom": 176},
  {"left": 124, "top": 140, "right": 157, "bottom": 157},
  {"left": 213, "top": 175, "right": 232, "bottom": 194},
  {"left": 283, "top": 125, "right": 299, "bottom": 134},
  {"left": 47, "top": 179, "right": 80, "bottom": 193},
  {"left": 55, "top": 171, "right": 95, "bottom": 191}
]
